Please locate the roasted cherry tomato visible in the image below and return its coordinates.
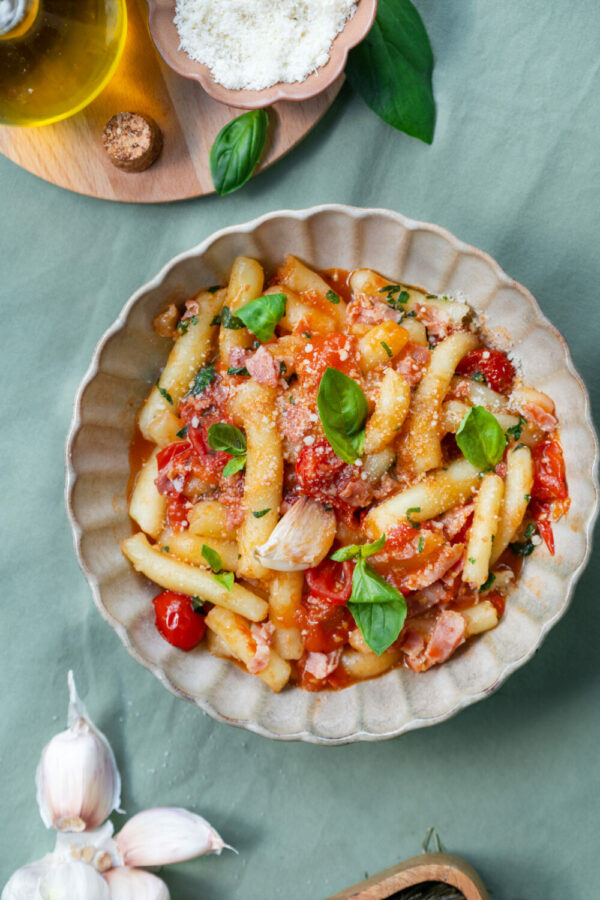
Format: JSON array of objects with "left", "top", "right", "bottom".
[
  {"left": 155, "top": 441, "right": 193, "bottom": 496},
  {"left": 296, "top": 439, "right": 362, "bottom": 511},
  {"left": 166, "top": 495, "right": 189, "bottom": 531},
  {"left": 530, "top": 500, "right": 555, "bottom": 555},
  {"left": 152, "top": 591, "right": 206, "bottom": 650},
  {"left": 456, "top": 349, "right": 515, "bottom": 394},
  {"left": 486, "top": 591, "right": 506, "bottom": 618},
  {"left": 296, "top": 595, "right": 353, "bottom": 654},
  {"left": 295, "top": 332, "right": 360, "bottom": 396},
  {"left": 296, "top": 654, "right": 350, "bottom": 692},
  {"left": 305, "top": 558, "right": 354, "bottom": 605},
  {"left": 531, "top": 439, "right": 568, "bottom": 503}
]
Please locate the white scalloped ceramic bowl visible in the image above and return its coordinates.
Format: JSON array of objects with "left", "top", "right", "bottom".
[{"left": 66, "top": 206, "right": 598, "bottom": 744}]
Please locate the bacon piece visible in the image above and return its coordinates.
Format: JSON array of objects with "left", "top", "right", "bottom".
[
  {"left": 248, "top": 623, "right": 275, "bottom": 674},
  {"left": 279, "top": 403, "right": 313, "bottom": 445},
  {"left": 398, "top": 544, "right": 465, "bottom": 593},
  {"left": 521, "top": 403, "right": 558, "bottom": 433},
  {"left": 182, "top": 298, "right": 200, "bottom": 320},
  {"left": 245, "top": 345, "right": 279, "bottom": 386},
  {"left": 304, "top": 649, "right": 342, "bottom": 680},
  {"left": 425, "top": 610, "right": 466, "bottom": 665},
  {"left": 346, "top": 296, "right": 400, "bottom": 328},
  {"left": 394, "top": 342, "right": 430, "bottom": 387},
  {"left": 415, "top": 304, "right": 453, "bottom": 342},
  {"left": 337, "top": 477, "right": 375, "bottom": 508},
  {"left": 399, "top": 628, "right": 426, "bottom": 658},
  {"left": 228, "top": 346, "right": 250, "bottom": 369},
  {"left": 432, "top": 503, "right": 474, "bottom": 541}
]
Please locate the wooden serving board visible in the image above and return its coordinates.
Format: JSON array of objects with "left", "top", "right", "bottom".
[
  {"left": 326, "top": 854, "right": 490, "bottom": 900},
  {"left": 0, "top": 0, "right": 343, "bottom": 203}
]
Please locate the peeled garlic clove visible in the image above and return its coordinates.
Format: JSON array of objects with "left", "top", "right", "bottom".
[
  {"left": 254, "top": 497, "right": 336, "bottom": 571},
  {"left": 36, "top": 672, "right": 122, "bottom": 832},
  {"left": 115, "top": 807, "right": 226, "bottom": 866},
  {"left": 1, "top": 859, "right": 50, "bottom": 900},
  {"left": 104, "top": 868, "right": 170, "bottom": 900},
  {"left": 38, "top": 861, "right": 110, "bottom": 900}
]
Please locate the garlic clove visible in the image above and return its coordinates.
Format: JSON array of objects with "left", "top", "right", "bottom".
[
  {"left": 36, "top": 672, "right": 122, "bottom": 833},
  {"left": 104, "top": 868, "right": 170, "bottom": 900},
  {"left": 38, "top": 861, "right": 110, "bottom": 899},
  {"left": 254, "top": 497, "right": 336, "bottom": 571},
  {"left": 53, "top": 821, "right": 119, "bottom": 870},
  {"left": 115, "top": 807, "right": 226, "bottom": 866},
  {"left": 1, "top": 859, "right": 50, "bottom": 900}
]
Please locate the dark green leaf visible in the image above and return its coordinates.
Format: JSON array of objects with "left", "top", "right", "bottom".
[
  {"left": 177, "top": 315, "right": 197, "bottom": 335},
  {"left": 406, "top": 507, "right": 421, "bottom": 528},
  {"left": 176, "top": 425, "right": 188, "bottom": 439},
  {"left": 207, "top": 423, "right": 247, "bottom": 455},
  {"left": 317, "top": 367, "right": 368, "bottom": 464},
  {"left": 207, "top": 285, "right": 221, "bottom": 294},
  {"left": 221, "top": 306, "right": 245, "bottom": 330},
  {"left": 506, "top": 415, "right": 527, "bottom": 442},
  {"left": 227, "top": 366, "right": 250, "bottom": 376},
  {"left": 479, "top": 572, "right": 495, "bottom": 593},
  {"left": 223, "top": 455, "right": 247, "bottom": 477},
  {"left": 201, "top": 544, "right": 223, "bottom": 573},
  {"left": 252, "top": 508, "right": 271, "bottom": 518},
  {"left": 156, "top": 381, "right": 173, "bottom": 405},
  {"left": 210, "top": 109, "right": 269, "bottom": 196},
  {"left": 381, "top": 340, "right": 393, "bottom": 357},
  {"left": 345, "top": 0, "right": 436, "bottom": 144},
  {"left": 471, "top": 370, "right": 487, "bottom": 384},
  {"left": 191, "top": 597, "right": 205, "bottom": 612},
  {"left": 189, "top": 364, "right": 216, "bottom": 396},
  {"left": 349, "top": 596, "right": 407, "bottom": 656},
  {"left": 213, "top": 571, "right": 235, "bottom": 591},
  {"left": 456, "top": 406, "right": 506, "bottom": 470},
  {"left": 326, "top": 289, "right": 340, "bottom": 304},
  {"left": 236, "top": 293, "right": 287, "bottom": 342}
]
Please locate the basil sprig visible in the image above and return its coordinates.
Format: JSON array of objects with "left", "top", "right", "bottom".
[
  {"left": 236, "top": 293, "right": 287, "bottom": 342},
  {"left": 207, "top": 423, "right": 247, "bottom": 477},
  {"left": 317, "top": 367, "right": 368, "bottom": 464},
  {"left": 331, "top": 536, "right": 407, "bottom": 656},
  {"left": 210, "top": 109, "right": 269, "bottom": 196},
  {"left": 201, "top": 544, "right": 234, "bottom": 591},
  {"left": 345, "top": 0, "right": 436, "bottom": 144},
  {"left": 456, "top": 406, "right": 506, "bottom": 470}
]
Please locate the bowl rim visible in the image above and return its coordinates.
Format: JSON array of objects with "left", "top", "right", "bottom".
[
  {"left": 147, "top": 0, "right": 378, "bottom": 109},
  {"left": 65, "top": 204, "right": 599, "bottom": 744}
]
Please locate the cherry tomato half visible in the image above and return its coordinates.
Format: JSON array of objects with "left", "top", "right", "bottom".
[
  {"left": 296, "top": 595, "right": 353, "bottom": 654},
  {"left": 305, "top": 558, "right": 354, "bottom": 605},
  {"left": 531, "top": 439, "right": 568, "bottom": 503},
  {"left": 152, "top": 591, "right": 206, "bottom": 651},
  {"left": 456, "top": 349, "right": 515, "bottom": 394}
]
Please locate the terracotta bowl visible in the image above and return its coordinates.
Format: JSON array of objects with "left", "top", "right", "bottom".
[
  {"left": 65, "top": 205, "right": 598, "bottom": 744},
  {"left": 147, "top": 0, "right": 378, "bottom": 109}
]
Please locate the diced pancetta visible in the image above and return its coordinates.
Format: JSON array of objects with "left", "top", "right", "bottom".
[
  {"left": 432, "top": 503, "right": 474, "bottom": 541},
  {"left": 416, "top": 304, "right": 453, "bottom": 342},
  {"left": 425, "top": 610, "right": 466, "bottom": 664},
  {"left": 304, "top": 649, "right": 342, "bottom": 680},
  {"left": 228, "top": 346, "right": 250, "bottom": 369},
  {"left": 347, "top": 296, "right": 401, "bottom": 328},
  {"left": 182, "top": 298, "right": 200, "bottom": 319},
  {"left": 394, "top": 343, "right": 430, "bottom": 387},
  {"left": 399, "top": 544, "right": 465, "bottom": 592},
  {"left": 248, "top": 622, "right": 275, "bottom": 674},
  {"left": 245, "top": 346, "right": 279, "bottom": 386}
]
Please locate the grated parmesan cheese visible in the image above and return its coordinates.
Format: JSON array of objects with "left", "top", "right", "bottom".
[{"left": 174, "top": 0, "right": 359, "bottom": 91}]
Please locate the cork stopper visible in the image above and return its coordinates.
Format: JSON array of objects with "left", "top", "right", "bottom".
[{"left": 102, "top": 112, "right": 163, "bottom": 173}]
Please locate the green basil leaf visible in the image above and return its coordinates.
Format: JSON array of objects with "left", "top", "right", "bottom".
[
  {"left": 223, "top": 455, "right": 247, "bottom": 477},
  {"left": 221, "top": 306, "right": 245, "bottom": 330},
  {"left": 350, "top": 557, "right": 402, "bottom": 605},
  {"left": 330, "top": 544, "right": 362, "bottom": 562},
  {"left": 189, "top": 364, "right": 215, "bottom": 396},
  {"left": 252, "top": 508, "right": 271, "bottom": 518},
  {"left": 236, "top": 293, "right": 287, "bottom": 342},
  {"left": 345, "top": 0, "right": 435, "bottom": 144},
  {"left": 209, "top": 109, "right": 269, "bottom": 196},
  {"left": 456, "top": 406, "right": 506, "bottom": 470},
  {"left": 201, "top": 544, "right": 223, "bottom": 573},
  {"left": 212, "top": 571, "right": 235, "bottom": 591},
  {"left": 349, "top": 597, "right": 407, "bottom": 656},
  {"left": 359, "top": 534, "right": 386, "bottom": 558},
  {"left": 207, "top": 423, "right": 247, "bottom": 456},
  {"left": 317, "top": 367, "right": 368, "bottom": 464}
]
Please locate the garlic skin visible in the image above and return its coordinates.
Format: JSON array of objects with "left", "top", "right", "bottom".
[
  {"left": 104, "top": 867, "right": 170, "bottom": 900},
  {"left": 1, "top": 859, "right": 50, "bottom": 900},
  {"left": 38, "top": 861, "right": 110, "bottom": 899},
  {"left": 115, "top": 807, "right": 226, "bottom": 866},
  {"left": 36, "top": 672, "right": 121, "bottom": 833},
  {"left": 254, "top": 497, "right": 336, "bottom": 571}
]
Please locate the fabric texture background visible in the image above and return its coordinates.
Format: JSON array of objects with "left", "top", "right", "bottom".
[{"left": 0, "top": 2, "right": 598, "bottom": 897}]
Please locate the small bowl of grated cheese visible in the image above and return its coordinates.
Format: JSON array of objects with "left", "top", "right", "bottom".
[{"left": 148, "top": 0, "right": 378, "bottom": 108}]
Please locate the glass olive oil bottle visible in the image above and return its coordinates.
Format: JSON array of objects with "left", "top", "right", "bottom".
[{"left": 0, "top": 0, "right": 127, "bottom": 126}]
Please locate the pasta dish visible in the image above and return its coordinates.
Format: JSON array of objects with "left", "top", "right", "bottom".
[{"left": 122, "top": 255, "right": 569, "bottom": 692}]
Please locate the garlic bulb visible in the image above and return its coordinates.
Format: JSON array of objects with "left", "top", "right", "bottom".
[
  {"left": 38, "top": 861, "right": 110, "bottom": 899},
  {"left": 254, "top": 497, "right": 336, "bottom": 571},
  {"left": 36, "top": 672, "right": 121, "bottom": 833},
  {"left": 115, "top": 807, "right": 226, "bottom": 866},
  {"left": 1, "top": 860, "right": 49, "bottom": 900},
  {"left": 53, "top": 821, "right": 118, "bottom": 871},
  {"left": 104, "top": 867, "right": 170, "bottom": 900}
]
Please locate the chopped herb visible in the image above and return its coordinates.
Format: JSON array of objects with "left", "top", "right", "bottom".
[
  {"left": 222, "top": 456, "right": 247, "bottom": 477},
  {"left": 479, "top": 572, "right": 496, "bottom": 593},
  {"left": 189, "top": 364, "right": 215, "bottom": 395},
  {"left": 213, "top": 571, "right": 235, "bottom": 591},
  {"left": 176, "top": 425, "right": 188, "bottom": 439},
  {"left": 161, "top": 546, "right": 170, "bottom": 554},
  {"left": 510, "top": 522, "right": 537, "bottom": 557},
  {"left": 524, "top": 523, "right": 536, "bottom": 539},
  {"left": 227, "top": 366, "right": 250, "bottom": 376},
  {"left": 428, "top": 342, "right": 436, "bottom": 350},
  {"left": 210, "top": 314, "right": 222, "bottom": 326},
  {"left": 207, "top": 285, "right": 221, "bottom": 293},
  {"left": 471, "top": 370, "right": 488, "bottom": 385},
  {"left": 469, "top": 557, "right": 476, "bottom": 565},
  {"left": 379, "top": 284, "right": 410, "bottom": 310},
  {"left": 191, "top": 597, "right": 205, "bottom": 612},
  {"left": 524, "top": 493, "right": 531, "bottom": 501},
  {"left": 176, "top": 315, "right": 197, "bottom": 335},
  {"left": 252, "top": 508, "right": 271, "bottom": 518},
  {"left": 221, "top": 306, "right": 245, "bottom": 329},
  {"left": 326, "top": 289, "right": 340, "bottom": 304},
  {"left": 289, "top": 395, "right": 296, "bottom": 405},
  {"left": 302, "top": 331, "right": 312, "bottom": 339},
  {"left": 515, "top": 442, "right": 528, "bottom": 451},
  {"left": 202, "top": 543, "right": 235, "bottom": 591},
  {"left": 406, "top": 507, "right": 421, "bottom": 529},
  {"left": 381, "top": 341, "right": 393, "bottom": 358},
  {"left": 156, "top": 381, "right": 173, "bottom": 405},
  {"left": 425, "top": 294, "right": 437, "bottom": 299},
  {"left": 417, "top": 536, "right": 425, "bottom": 553},
  {"left": 402, "top": 310, "right": 416, "bottom": 319},
  {"left": 324, "top": 503, "right": 333, "bottom": 511},
  {"left": 280, "top": 360, "right": 287, "bottom": 375},
  {"left": 506, "top": 415, "right": 527, "bottom": 442}
]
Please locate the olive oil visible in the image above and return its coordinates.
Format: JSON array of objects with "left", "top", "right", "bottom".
[{"left": 0, "top": 0, "right": 127, "bottom": 126}]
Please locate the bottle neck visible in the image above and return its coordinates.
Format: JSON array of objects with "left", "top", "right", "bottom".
[{"left": 0, "top": 0, "right": 39, "bottom": 39}]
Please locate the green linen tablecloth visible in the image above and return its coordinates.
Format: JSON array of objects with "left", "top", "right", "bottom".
[{"left": 1, "top": 2, "right": 599, "bottom": 897}]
